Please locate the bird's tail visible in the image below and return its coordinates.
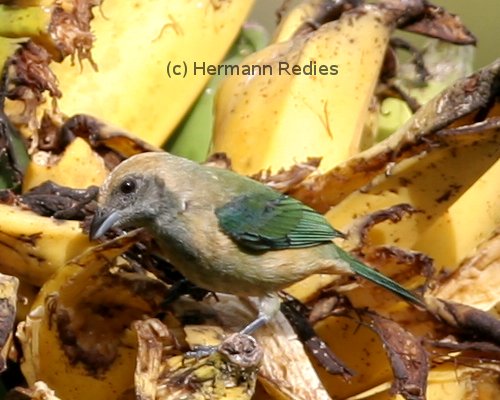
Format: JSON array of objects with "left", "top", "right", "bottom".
[{"left": 335, "top": 247, "right": 426, "bottom": 309}]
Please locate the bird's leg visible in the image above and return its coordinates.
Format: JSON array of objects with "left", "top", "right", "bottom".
[
  {"left": 240, "top": 293, "right": 281, "bottom": 335},
  {"left": 185, "top": 294, "right": 281, "bottom": 358}
]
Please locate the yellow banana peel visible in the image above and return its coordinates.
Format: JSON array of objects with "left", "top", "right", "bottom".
[
  {"left": 0, "top": 1, "right": 498, "bottom": 399},
  {"left": 326, "top": 133, "right": 500, "bottom": 274},
  {"left": 17, "top": 232, "right": 154, "bottom": 400},
  {"left": 48, "top": 0, "right": 255, "bottom": 147},
  {"left": 213, "top": 4, "right": 393, "bottom": 175}
]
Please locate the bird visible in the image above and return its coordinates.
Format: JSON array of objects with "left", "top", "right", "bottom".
[{"left": 90, "top": 151, "right": 424, "bottom": 338}]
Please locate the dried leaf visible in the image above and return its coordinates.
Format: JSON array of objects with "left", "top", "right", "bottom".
[
  {"left": 425, "top": 297, "right": 500, "bottom": 346},
  {"left": 5, "top": 42, "right": 60, "bottom": 127}
]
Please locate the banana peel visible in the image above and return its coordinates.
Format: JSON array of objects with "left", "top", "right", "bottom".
[
  {"left": 350, "top": 364, "right": 500, "bottom": 400},
  {"left": 289, "top": 58, "right": 500, "bottom": 212},
  {"left": 277, "top": 60, "right": 500, "bottom": 398},
  {"left": 0, "top": 2, "right": 497, "bottom": 399},
  {"left": 18, "top": 235, "right": 268, "bottom": 400},
  {"left": 136, "top": 321, "right": 262, "bottom": 400},
  {"left": 169, "top": 294, "right": 332, "bottom": 400},
  {"left": 213, "top": 3, "right": 395, "bottom": 175},
  {"left": 167, "top": 23, "right": 269, "bottom": 162},
  {"left": 17, "top": 230, "right": 169, "bottom": 399},
  {"left": 0, "top": 137, "right": 106, "bottom": 287},
  {"left": 307, "top": 232, "right": 500, "bottom": 399}
]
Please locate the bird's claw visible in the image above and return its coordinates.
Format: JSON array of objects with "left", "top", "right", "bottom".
[{"left": 185, "top": 345, "right": 219, "bottom": 359}]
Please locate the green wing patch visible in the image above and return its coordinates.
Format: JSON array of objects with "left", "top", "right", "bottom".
[{"left": 215, "top": 192, "right": 344, "bottom": 251}]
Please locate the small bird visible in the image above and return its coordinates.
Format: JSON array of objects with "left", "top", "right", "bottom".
[{"left": 90, "top": 152, "right": 424, "bottom": 336}]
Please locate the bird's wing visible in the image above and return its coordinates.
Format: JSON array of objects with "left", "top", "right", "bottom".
[{"left": 215, "top": 191, "right": 344, "bottom": 251}]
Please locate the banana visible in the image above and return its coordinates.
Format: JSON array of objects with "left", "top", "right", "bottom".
[
  {"left": 414, "top": 157, "right": 500, "bottom": 273},
  {"left": 167, "top": 23, "right": 268, "bottom": 162},
  {"left": 46, "top": 0, "right": 255, "bottom": 147},
  {"left": 325, "top": 141, "right": 500, "bottom": 272},
  {"left": 1, "top": 1, "right": 497, "bottom": 398},
  {"left": 212, "top": 3, "right": 395, "bottom": 175},
  {"left": 311, "top": 232, "right": 500, "bottom": 399},
  {"left": 272, "top": 0, "right": 331, "bottom": 43}
]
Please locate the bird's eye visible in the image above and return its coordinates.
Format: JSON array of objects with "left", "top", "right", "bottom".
[{"left": 119, "top": 179, "right": 137, "bottom": 194}]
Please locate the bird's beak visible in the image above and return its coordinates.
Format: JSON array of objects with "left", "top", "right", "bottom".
[{"left": 89, "top": 208, "right": 121, "bottom": 240}]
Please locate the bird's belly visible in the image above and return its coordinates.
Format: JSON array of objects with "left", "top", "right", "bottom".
[
  {"left": 153, "top": 226, "right": 337, "bottom": 297},
  {"left": 154, "top": 236, "right": 275, "bottom": 296},
  {"left": 165, "top": 246, "right": 333, "bottom": 297}
]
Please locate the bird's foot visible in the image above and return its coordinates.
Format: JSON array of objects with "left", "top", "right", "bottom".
[
  {"left": 185, "top": 345, "right": 218, "bottom": 359},
  {"left": 240, "top": 315, "right": 270, "bottom": 335},
  {"left": 239, "top": 294, "right": 280, "bottom": 335}
]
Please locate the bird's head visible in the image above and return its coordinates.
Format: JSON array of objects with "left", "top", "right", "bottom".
[{"left": 89, "top": 152, "right": 190, "bottom": 240}]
